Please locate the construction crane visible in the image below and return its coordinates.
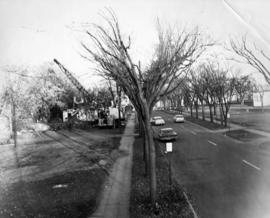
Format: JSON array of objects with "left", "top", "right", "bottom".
[
  {"left": 53, "top": 59, "right": 91, "bottom": 103},
  {"left": 53, "top": 59, "right": 124, "bottom": 128},
  {"left": 53, "top": 59, "right": 96, "bottom": 127}
]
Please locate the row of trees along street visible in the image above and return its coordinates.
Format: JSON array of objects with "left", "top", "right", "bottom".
[
  {"left": 79, "top": 11, "right": 270, "bottom": 207},
  {"left": 182, "top": 63, "right": 253, "bottom": 127},
  {"left": 162, "top": 36, "right": 270, "bottom": 128}
]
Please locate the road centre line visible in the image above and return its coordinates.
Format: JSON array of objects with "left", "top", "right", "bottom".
[
  {"left": 208, "top": 140, "right": 217, "bottom": 146},
  {"left": 190, "top": 131, "right": 197, "bottom": 135},
  {"left": 183, "top": 191, "right": 199, "bottom": 218},
  {"left": 242, "top": 160, "right": 261, "bottom": 171}
]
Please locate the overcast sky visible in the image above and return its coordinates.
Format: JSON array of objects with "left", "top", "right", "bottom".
[{"left": 0, "top": 0, "right": 269, "bottom": 88}]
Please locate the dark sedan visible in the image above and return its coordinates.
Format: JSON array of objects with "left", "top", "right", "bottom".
[{"left": 158, "top": 128, "right": 178, "bottom": 141}]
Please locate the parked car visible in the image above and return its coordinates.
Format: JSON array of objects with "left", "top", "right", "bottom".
[
  {"left": 150, "top": 116, "right": 165, "bottom": 126},
  {"left": 173, "top": 114, "right": 184, "bottom": 123},
  {"left": 158, "top": 128, "right": 177, "bottom": 141}
]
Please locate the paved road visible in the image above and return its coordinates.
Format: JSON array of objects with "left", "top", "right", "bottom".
[{"left": 152, "top": 111, "right": 270, "bottom": 218}]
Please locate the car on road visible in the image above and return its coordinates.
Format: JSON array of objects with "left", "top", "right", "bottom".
[
  {"left": 150, "top": 116, "right": 165, "bottom": 126},
  {"left": 173, "top": 114, "right": 184, "bottom": 123},
  {"left": 158, "top": 127, "right": 177, "bottom": 141}
]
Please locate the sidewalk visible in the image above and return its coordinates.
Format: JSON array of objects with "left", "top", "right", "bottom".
[{"left": 90, "top": 113, "right": 135, "bottom": 218}]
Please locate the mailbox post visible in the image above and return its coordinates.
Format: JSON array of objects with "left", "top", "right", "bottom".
[{"left": 165, "top": 142, "right": 173, "bottom": 187}]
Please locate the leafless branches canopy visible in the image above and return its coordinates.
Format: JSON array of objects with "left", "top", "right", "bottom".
[
  {"left": 231, "top": 36, "right": 270, "bottom": 84},
  {"left": 81, "top": 11, "right": 208, "bottom": 115},
  {"left": 81, "top": 10, "right": 209, "bottom": 204}
]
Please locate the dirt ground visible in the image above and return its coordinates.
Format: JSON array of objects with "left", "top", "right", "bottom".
[{"left": 0, "top": 127, "right": 124, "bottom": 218}]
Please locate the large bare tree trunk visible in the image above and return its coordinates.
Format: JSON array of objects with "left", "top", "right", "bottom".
[
  {"left": 224, "top": 116, "right": 228, "bottom": 127},
  {"left": 224, "top": 104, "right": 229, "bottom": 127},
  {"left": 143, "top": 133, "right": 149, "bottom": 177},
  {"left": 221, "top": 106, "right": 227, "bottom": 127},
  {"left": 147, "top": 128, "right": 156, "bottom": 204},
  {"left": 201, "top": 100, "right": 205, "bottom": 121},
  {"left": 117, "top": 85, "right": 121, "bottom": 127},
  {"left": 138, "top": 114, "right": 143, "bottom": 136},
  {"left": 209, "top": 105, "right": 213, "bottom": 122},
  {"left": 143, "top": 106, "right": 157, "bottom": 204},
  {"left": 141, "top": 119, "right": 149, "bottom": 177},
  {"left": 223, "top": 112, "right": 228, "bottom": 127},
  {"left": 219, "top": 104, "right": 224, "bottom": 126},
  {"left": 220, "top": 103, "right": 228, "bottom": 127},
  {"left": 195, "top": 101, "right": 199, "bottom": 119},
  {"left": 213, "top": 103, "right": 217, "bottom": 116},
  {"left": 107, "top": 79, "right": 116, "bottom": 107}
]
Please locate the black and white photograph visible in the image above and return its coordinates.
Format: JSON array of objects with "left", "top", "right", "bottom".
[{"left": 0, "top": 0, "right": 270, "bottom": 217}]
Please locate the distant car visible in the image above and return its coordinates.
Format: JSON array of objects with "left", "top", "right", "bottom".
[
  {"left": 158, "top": 128, "right": 178, "bottom": 141},
  {"left": 150, "top": 116, "right": 165, "bottom": 126},
  {"left": 157, "top": 107, "right": 164, "bottom": 110},
  {"left": 173, "top": 114, "right": 184, "bottom": 123}
]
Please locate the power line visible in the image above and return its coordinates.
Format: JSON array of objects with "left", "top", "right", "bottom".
[{"left": 0, "top": 67, "right": 43, "bottom": 79}]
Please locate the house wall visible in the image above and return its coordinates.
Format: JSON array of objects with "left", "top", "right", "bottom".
[{"left": 253, "top": 91, "right": 270, "bottom": 107}]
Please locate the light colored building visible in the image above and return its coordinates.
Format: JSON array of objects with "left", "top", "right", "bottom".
[{"left": 253, "top": 85, "right": 270, "bottom": 107}]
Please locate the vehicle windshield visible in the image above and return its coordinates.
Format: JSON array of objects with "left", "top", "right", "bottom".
[
  {"left": 161, "top": 129, "right": 174, "bottom": 134},
  {"left": 175, "top": 115, "right": 183, "bottom": 118},
  {"left": 154, "top": 116, "right": 162, "bottom": 120}
]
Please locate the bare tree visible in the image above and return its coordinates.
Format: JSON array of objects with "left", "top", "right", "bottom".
[
  {"left": 231, "top": 36, "right": 270, "bottom": 84},
  {"left": 201, "top": 63, "right": 219, "bottom": 123},
  {"left": 233, "top": 73, "right": 253, "bottom": 105},
  {"left": 211, "top": 65, "right": 236, "bottom": 127},
  {"left": 80, "top": 11, "right": 209, "bottom": 204},
  {"left": 101, "top": 75, "right": 117, "bottom": 107},
  {"left": 183, "top": 82, "right": 196, "bottom": 117},
  {"left": 167, "top": 80, "right": 185, "bottom": 112},
  {"left": 191, "top": 68, "right": 207, "bottom": 120},
  {"left": 187, "top": 75, "right": 199, "bottom": 119}
]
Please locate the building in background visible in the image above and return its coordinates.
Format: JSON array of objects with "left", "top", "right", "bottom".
[{"left": 253, "top": 84, "right": 270, "bottom": 107}]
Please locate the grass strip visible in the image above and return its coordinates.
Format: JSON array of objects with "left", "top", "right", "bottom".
[
  {"left": 130, "top": 136, "right": 193, "bottom": 218},
  {"left": 185, "top": 116, "right": 224, "bottom": 130}
]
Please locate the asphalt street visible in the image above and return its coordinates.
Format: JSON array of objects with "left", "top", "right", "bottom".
[{"left": 152, "top": 111, "right": 270, "bottom": 218}]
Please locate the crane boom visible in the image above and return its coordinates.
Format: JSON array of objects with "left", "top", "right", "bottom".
[{"left": 53, "top": 59, "right": 90, "bottom": 102}]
